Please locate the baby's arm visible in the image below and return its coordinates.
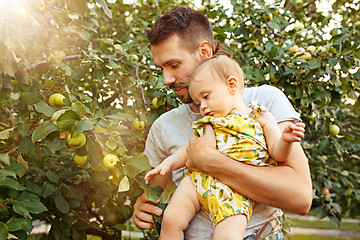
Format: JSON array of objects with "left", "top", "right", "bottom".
[
  {"left": 144, "top": 146, "right": 187, "bottom": 185},
  {"left": 258, "top": 112, "right": 305, "bottom": 162}
]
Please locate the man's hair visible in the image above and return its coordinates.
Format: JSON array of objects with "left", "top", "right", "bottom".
[
  {"left": 146, "top": 6, "right": 220, "bottom": 53},
  {"left": 191, "top": 54, "right": 245, "bottom": 93}
]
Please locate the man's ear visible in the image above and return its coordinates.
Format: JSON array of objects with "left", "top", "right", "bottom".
[
  {"left": 196, "top": 41, "right": 213, "bottom": 59},
  {"left": 227, "top": 76, "right": 239, "bottom": 94}
]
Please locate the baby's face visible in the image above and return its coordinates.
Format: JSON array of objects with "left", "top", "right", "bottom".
[{"left": 189, "top": 69, "right": 235, "bottom": 118}]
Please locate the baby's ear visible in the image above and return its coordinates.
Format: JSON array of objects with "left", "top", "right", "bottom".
[{"left": 227, "top": 76, "right": 239, "bottom": 94}]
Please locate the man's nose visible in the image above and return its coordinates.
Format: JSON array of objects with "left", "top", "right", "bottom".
[{"left": 162, "top": 70, "right": 176, "bottom": 86}]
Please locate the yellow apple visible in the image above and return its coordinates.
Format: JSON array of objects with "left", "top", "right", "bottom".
[
  {"left": 132, "top": 119, "right": 145, "bottom": 131},
  {"left": 295, "top": 52, "right": 312, "bottom": 61},
  {"left": 67, "top": 132, "right": 87, "bottom": 149},
  {"left": 307, "top": 45, "right": 317, "bottom": 54},
  {"left": 152, "top": 96, "right": 159, "bottom": 109},
  {"left": 103, "top": 154, "right": 119, "bottom": 170},
  {"left": 48, "top": 93, "right": 65, "bottom": 107},
  {"left": 74, "top": 155, "right": 88, "bottom": 167},
  {"left": 262, "top": 13, "right": 273, "bottom": 22},
  {"left": 294, "top": 21, "right": 305, "bottom": 30},
  {"left": 329, "top": 124, "right": 340, "bottom": 136},
  {"left": 288, "top": 45, "right": 299, "bottom": 53}
]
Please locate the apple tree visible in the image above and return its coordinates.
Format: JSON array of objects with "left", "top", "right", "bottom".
[
  {"left": 208, "top": 0, "right": 360, "bottom": 227},
  {"left": 0, "top": 0, "right": 359, "bottom": 239}
]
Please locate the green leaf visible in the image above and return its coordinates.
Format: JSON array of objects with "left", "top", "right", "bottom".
[
  {"left": 18, "top": 123, "right": 31, "bottom": 137},
  {"left": 71, "top": 64, "right": 90, "bottom": 80},
  {"left": 0, "top": 127, "right": 15, "bottom": 140},
  {"left": 31, "top": 121, "right": 59, "bottom": 142},
  {"left": 76, "top": 120, "right": 96, "bottom": 132},
  {"left": 118, "top": 176, "right": 130, "bottom": 192},
  {"left": 0, "top": 154, "right": 10, "bottom": 166},
  {"left": 318, "top": 137, "right": 332, "bottom": 154},
  {"left": 13, "top": 204, "right": 29, "bottom": 218},
  {"left": 65, "top": 0, "right": 87, "bottom": 15},
  {"left": 18, "top": 136, "right": 34, "bottom": 154},
  {"left": 56, "top": 110, "right": 81, "bottom": 130},
  {"left": 123, "top": 153, "right": 152, "bottom": 178},
  {"left": 22, "top": 179, "right": 41, "bottom": 195},
  {"left": 17, "top": 192, "right": 48, "bottom": 214},
  {"left": 96, "top": 0, "right": 112, "bottom": 19},
  {"left": 55, "top": 193, "right": 70, "bottom": 214},
  {"left": 34, "top": 102, "right": 57, "bottom": 117},
  {"left": 41, "top": 182, "right": 56, "bottom": 198},
  {"left": 92, "top": 68, "right": 104, "bottom": 81},
  {"left": 106, "top": 61, "right": 121, "bottom": 69},
  {"left": 48, "top": 138, "right": 67, "bottom": 153},
  {"left": 7, "top": 218, "right": 33, "bottom": 232},
  {"left": 0, "top": 222, "right": 9, "bottom": 240},
  {"left": 20, "top": 92, "right": 42, "bottom": 105},
  {"left": 0, "top": 178, "right": 26, "bottom": 191},
  {"left": 0, "top": 170, "right": 16, "bottom": 178},
  {"left": 143, "top": 184, "right": 163, "bottom": 202},
  {"left": 160, "top": 181, "right": 176, "bottom": 203},
  {"left": 45, "top": 171, "right": 60, "bottom": 183},
  {"left": 308, "top": 59, "right": 319, "bottom": 69},
  {"left": 105, "top": 140, "right": 117, "bottom": 150},
  {"left": 71, "top": 101, "right": 86, "bottom": 117}
]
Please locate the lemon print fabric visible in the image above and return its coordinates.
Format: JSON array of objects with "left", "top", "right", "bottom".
[{"left": 190, "top": 101, "right": 275, "bottom": 226}]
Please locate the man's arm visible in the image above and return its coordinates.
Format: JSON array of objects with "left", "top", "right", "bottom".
[{"left": 186, "top": 121, "right": 312, "bottom": 215}]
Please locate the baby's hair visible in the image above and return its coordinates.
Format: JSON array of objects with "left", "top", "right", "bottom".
[{"left": 190, "top": 54, "right": 245, "bottom": 92}]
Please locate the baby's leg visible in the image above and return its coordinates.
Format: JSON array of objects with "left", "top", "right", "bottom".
[
  {"left": 160, "top": 175, "right": 201, "bottom": 240},
  {"left": 213, "top": 214, "right": 247, "bottom": 240}
]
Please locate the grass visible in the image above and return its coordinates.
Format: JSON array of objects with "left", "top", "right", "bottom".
[
  {"left": 290, "top": 218, "right": 360, "bottom": 232},
  {"left": 291, "top": 235, "right": 360, "bottom": 240}
]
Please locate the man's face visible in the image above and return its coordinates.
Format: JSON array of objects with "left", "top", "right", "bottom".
[{"left": 151, "top": 34, "right": 200, "bottom": 104}]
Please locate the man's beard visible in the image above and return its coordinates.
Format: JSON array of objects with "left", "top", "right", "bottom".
[{"left": 169, "top": 82, "right": 193, "bottom": 104}]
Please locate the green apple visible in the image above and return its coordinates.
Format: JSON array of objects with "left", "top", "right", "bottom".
[
  {"left": 329, "top": 124, "right": 340, "bottom": 136},
  {"left": 31, "top": 0, "right": 45, "bottom": 12},
  {"left": 48, "top": 93, "right": 65, "bottom": 107},
  {"left": 132, "top": 119, "right": 145, "bottom": 130},
  {"left": 209, "top": 0, "right": 216, "bottom": 9},
  {"left": 307, "top": 45, "right": 317, "bottom": 54},
  {"left": 294, "top": 21, "right": 304, "bottom": 30},
  {"left": 103, "top": 154, "right": 119, "bottom": 170},
  {"left": 74, "top": 155, "right": 88, "bottom": 167},
  {"left": 246, "top": 25, "right": 255, "bottom": 33},
  {"left": 295, "top": 52, "right": 312, "bottom": 61},
  {"left": 295, "top": 0, "right": 303, "bottom": 8},
  {"left": 288, "top": 45, "right": 299, "bottom": 53},
  {"left": 262, "top": 13, "right": 273, "bottom": 22},
  {"left": 270, "top": 75, "right": 280, "bottom": 84},
  {"left": 67, "top": 132, "right": 87, "bottom": 149}
]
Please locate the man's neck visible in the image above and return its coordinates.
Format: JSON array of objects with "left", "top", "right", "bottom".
[{"left": 189, "top": 102, "right": 200, "bottom": 113}]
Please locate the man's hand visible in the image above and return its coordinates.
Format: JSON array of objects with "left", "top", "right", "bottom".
[
  {"left": 132, "top": 193, "right": 162, "bottom": 229},
  {"left": 186, "top": 124, "right": 216, "bottom": 172}
]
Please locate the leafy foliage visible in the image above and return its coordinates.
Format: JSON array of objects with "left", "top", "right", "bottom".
[{"left": 0, "top": 0, "right": 359, "bottom": 239}]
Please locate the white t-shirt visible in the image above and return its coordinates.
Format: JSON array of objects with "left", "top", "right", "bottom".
[{"left": 144, "top": 85, "right": 301, "bottom": 239}]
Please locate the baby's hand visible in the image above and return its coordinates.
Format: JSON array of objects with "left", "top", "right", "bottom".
[
  {"left": 144, "top": 165, "right": 170, "bottom": 185},
  {"left": 283, "top": 122, "right": 305, "bottom": 142}
]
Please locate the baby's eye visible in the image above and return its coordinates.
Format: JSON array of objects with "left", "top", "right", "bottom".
[{"left": 203, "top": 93, "right": 209, "bottom": 99}]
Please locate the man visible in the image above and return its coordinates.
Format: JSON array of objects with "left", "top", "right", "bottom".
[{"left": 133, "top": 6, "right": 312, "bottom": 239}]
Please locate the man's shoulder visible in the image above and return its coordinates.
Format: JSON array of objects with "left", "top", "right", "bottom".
[
  {"left": 244, "top": 84, "right": 281, "bottom": 95},
  {"left": 151, "top": 104, "right": 189, "bottom": 127},
  {"left": 243, "top": 85, "right": 283, "bottom": 105}
]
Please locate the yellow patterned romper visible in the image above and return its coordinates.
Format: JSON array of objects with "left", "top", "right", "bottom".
[{"left": 189, "top": 102, "right": 277, "bottom": 226}]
